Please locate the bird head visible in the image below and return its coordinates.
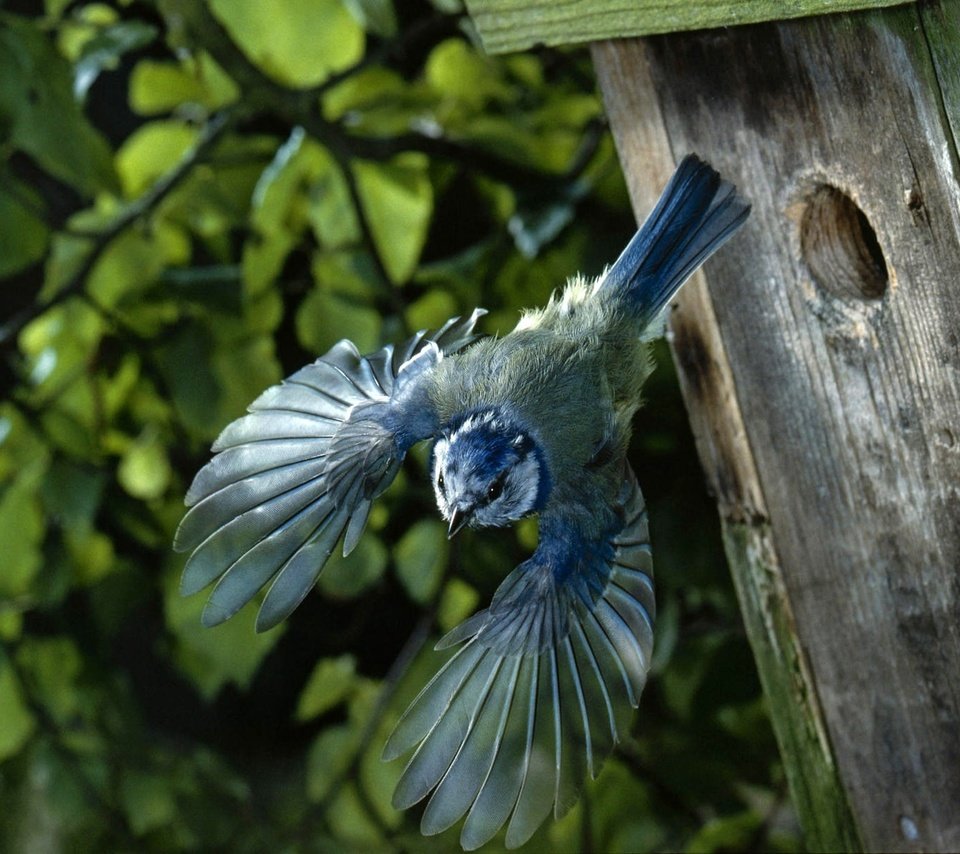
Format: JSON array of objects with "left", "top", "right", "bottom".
[{"left": 431, "top": 409, "right": 549, "bottom": 536}]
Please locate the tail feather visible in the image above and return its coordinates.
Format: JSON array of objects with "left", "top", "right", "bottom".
[{"left": 601, "top": 154, "right": 750, "bottom": 329}]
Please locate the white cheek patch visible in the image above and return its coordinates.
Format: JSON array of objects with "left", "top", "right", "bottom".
[
  {"left": 506, "top": 458, "right": 540, "bottom": 514},
  {"left": 470, "top": 457, "right": 540, "bottom": 529}
]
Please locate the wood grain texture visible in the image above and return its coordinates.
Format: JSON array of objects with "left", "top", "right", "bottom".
[
  {"left": 593, "top": 3, "right": 960, "bottom": 851},
  {"left": 465, "top": 0, "right": 912, "bottom": 54},
  {"left": 591, "top": 39, "right": 861, "bottom": 852}
]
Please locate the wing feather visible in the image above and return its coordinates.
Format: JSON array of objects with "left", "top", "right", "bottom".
[
  {"left": 185, "top": 439, "right": 329, "bottom": 506},
  {"left": 504, "top": 651, "right": 559, "bottom": 848},
  {"left": 255, "top": 503, "right": 353, "bottom": 631},
  {"left": 461, "top": 655, "right": 536, "bottom": 850},
  {"left": 386, "top": 469, "right": 655, "bottom": 848},
  {"left": 211, "top": 411, "right": 339, "bottom": 451},
  {"left": 555, "top": 637, "right": 589, "bottom": 817},
  {"left": 176, "top": 312, "right": 485, "bottom": 629},
  {"left": 179, "top": 475, "right": 330, "bottom": 597},
  {"left": 176, "top": 455, "right": 329, "bottom": 555},
  {"left": 393, "top": 652, "right": 501, "bottom": 810},
  {"left": 420, "top": 655, "right": 522, "bottom": 835},
  {"left": 383, "top": 641, "right": 486, "bottom": 762},
  {"left": 200, "top": 497, "right": 337, "bottom": 624}
]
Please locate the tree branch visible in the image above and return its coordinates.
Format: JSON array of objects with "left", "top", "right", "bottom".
[{"left": 0, "top": 109, "right": 236, "bottom": 350}]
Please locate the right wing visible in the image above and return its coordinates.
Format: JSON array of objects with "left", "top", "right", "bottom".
[
  {"left": 174, "top": 310, "right": 485, "bottom": 632},
  {"left": 383, "top": 471, "right": 654, "bottom": 850}
]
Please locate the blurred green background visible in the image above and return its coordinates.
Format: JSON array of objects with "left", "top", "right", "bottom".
[{"left": 0, "top": 1, "right": 801, "bottom": 850}]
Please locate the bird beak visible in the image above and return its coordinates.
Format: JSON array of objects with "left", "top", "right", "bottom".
[{"left": 447, "top": 507, "right": 470, "bottom": 539}]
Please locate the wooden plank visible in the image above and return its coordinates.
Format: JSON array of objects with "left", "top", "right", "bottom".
[
  {"left": 920, "top": 1, "right": 960, "bottom": 151},
  {"left": 465, "top": 0, "right": 912, "bottom": 54},
  {"left": 592, "top": 3, "right": 960, "bottom": 851},
  {"left": 590, "top": 41, "right": 861, "bottom": 852}
]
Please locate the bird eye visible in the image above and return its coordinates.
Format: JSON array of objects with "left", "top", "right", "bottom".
[
  {"left": 486, "top": 473, "right": 506, "bottom": 503},
  {"left": 437, "top": 472, "right": 445, "bottom": 491}
]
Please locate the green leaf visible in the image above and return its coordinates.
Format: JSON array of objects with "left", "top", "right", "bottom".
[
  {"left": 129, "top": 53, "right": 237, "bottom": 115},
  {"left": 358, "top": 704, "right": 404, "bottom": 830},
  {"left": 15, "top": 636, "right": 83, "bottom": 725},
  {"left": 120, "top": 772, "right": 178, "bottom": 836},
  {"left": 155, "top": 322, "right": 222, "bottom": 437},
  {"left": 241, "top": 230, "right": 296, "bottom": 298},
  {"left": 163, "top": 566, "right": 285, "bottom": 700},
  {"left": 0, "top": 14, "right": 117, "bottom": 195},
  {"left": 0, "top": 608, "right": 23, "bottom": 641},
  {"left": 0, "top": 403, "right": 50, "bottom": 483},
  {"left": 343, "top": 0, "right": 397, "bottom": 38},
  {"left": 437, "top": 578, "right": 480, "bottom": 634},
  {"left": 66, "top": 528, "right": 117, "bottom": 586},
  {"left": 404, "top": 289, "right": 457, "bottom": 331},
  {"left": 87, "top": 228, "right": 165, "bottom": 308},
  {"left": 39, "top": 208, "right": 104, "bottom": 302},
  {"left": 426, "top": 39, "right": 508, "bottom": 110},
  {"left": 19, "top": 303, "right": 104, "bottom": 417},
  {"left": 208, "top": 0, "right": 364, "bottom": 88},
  {"left": 322, "top": 65, "right": 408, "bottom": 123},
  {"left": 312, "top": 250, "right": 379, "bottom": 299},
  {"left": 587, "top": 759, "right": 668, "bottom": 852},
  {"left": 317, "top": 534, "right": 387, "bottom": 599},
  {"left": 0, "top": 459, "right": 46, "bottom": 600},
  {"left": 508, "top": 179, "right": 591, "bottom": 259},
  {"left": 210, "top": 331, "right": 283, "bottom": 415},
  {"left": 118, "top": 427, "right": 171, "bottom": 500},
  {"left": 296, "top": 287, "right": 381, "bottom": 356},
  {"left": 251, "top": 127, "right": 310, "bottom": 231},
  {"left": 353, "top": 153, "right": 433, "bottom": 284},
  {"left": 660, "top": 632, "right": 727, "bottom": 721},
  {"left": 0, "top": 655, "right": 35, "bottom": 762},
  {"left": 56, "top": 2, "right": 119, "bottom": 60},
  {"left": 295, "top": 654, "right": 357, "bottom": 721},
  {"left": 115, "top": 120, "right": 199, "bottom": 197},
  {"left": 158, "top": 322, "right": 280, "bottom": 439},
  {"left": 394, "top": 519, "right": 447, "bottom": 605},
  {"left": 243, "top": 128, "right": 334, "bottom": 294},
  {"left": 74, "top": 21, "right": 157, "bottom": 101},
  {"left": 0, "top": 183, "right": 49, "bottom": 277},
  {"left": 686, "top": 810, "right": 763, "bottom": 853},
  {"left": 307, "top": 162, "right": 360, "bottom": 251},
  {"left": 306, "top": 725, "right": 358, "bottom": 802},
  {"left": 327, "top": 783, "right": 385, "bottom": 846},
  {"left": 44, "top": 0, "right": 73, "bottom": 18},
  {"left": 42, "top": 457, "right": 107, "bottom": 531}
]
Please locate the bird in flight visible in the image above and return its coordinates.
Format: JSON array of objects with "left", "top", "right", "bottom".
[{"left": 175, "top": 154, "right": 750, "bottom": 849}]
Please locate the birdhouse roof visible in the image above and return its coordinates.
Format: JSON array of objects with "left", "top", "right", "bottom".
[{"left": 464, "top": 0, "right": 913, "bottom": 54}]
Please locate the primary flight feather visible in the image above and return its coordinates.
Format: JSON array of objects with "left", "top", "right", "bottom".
[{"left": 175, "top": 154, "right": 750, "bottom": 849}]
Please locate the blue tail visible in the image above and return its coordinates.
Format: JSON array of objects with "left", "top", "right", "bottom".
[{"left": 600, "top": 154, "right": 750, "bottom": 328}]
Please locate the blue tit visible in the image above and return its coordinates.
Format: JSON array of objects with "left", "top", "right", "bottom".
[{"left": 175, "top": 154, "right": 749, "bottom": 849}]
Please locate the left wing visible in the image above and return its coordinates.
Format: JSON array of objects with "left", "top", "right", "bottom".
[
  {"left": 383, "top": 471, "right": 654, "bottom": 850},
  {"left": 174, "top": 310, "right": 485, "bottom": 632}
]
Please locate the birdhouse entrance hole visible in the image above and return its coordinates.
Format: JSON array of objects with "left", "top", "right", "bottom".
[{"left": 799, "top": 184, "right": 888, "bottom": 301}]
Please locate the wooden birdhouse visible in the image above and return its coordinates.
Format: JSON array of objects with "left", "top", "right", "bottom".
[{"left": 464, "top": 1, "right": 960, "bottom": 850}]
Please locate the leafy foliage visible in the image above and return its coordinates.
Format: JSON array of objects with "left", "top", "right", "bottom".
[{"left": 0, "top": 1, "right": 801, "bottom": 851}]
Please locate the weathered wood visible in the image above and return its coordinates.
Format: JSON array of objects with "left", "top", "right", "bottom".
[
  {"left": 591, "top": 43, "right": 862, "bottom": 852},
  {"left": 593, "top": 4, "right": 960, "bottom": 851},
  {"left": 465, "top": 0, "right": 912, "bottom": 54}
]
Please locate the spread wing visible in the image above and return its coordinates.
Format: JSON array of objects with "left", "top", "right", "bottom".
[
  {"left": 383, "top": 471, "right": 654, "bottom": 850},
  {"left": 174, "top": 310, "right": 486, "bottom": 632}
]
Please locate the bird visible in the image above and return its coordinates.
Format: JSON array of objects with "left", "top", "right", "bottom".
[{"left": 174, "top": 154, "right": 750, "bottom": 849}]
